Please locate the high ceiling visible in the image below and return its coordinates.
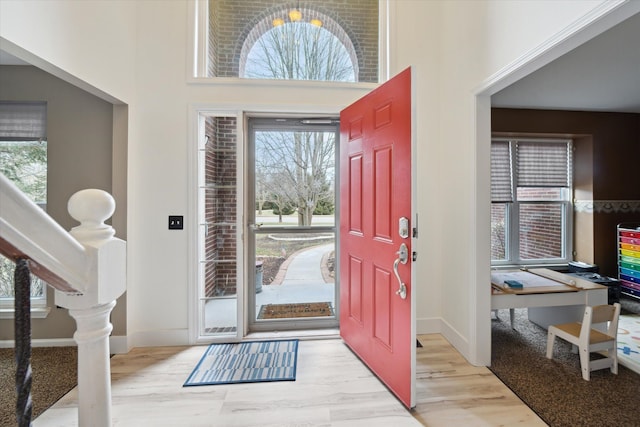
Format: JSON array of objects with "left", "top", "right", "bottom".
[
  {"left": 2, "top": 12, "right": 639, "bottom": 113},
  {"left": 492, "top": 12, "right": 640, "bottom": 113}
]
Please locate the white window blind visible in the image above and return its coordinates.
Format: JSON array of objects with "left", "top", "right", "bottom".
[
  {"left": 491, "top": 140, "right": 513, "bottom": 202},
  {"left": 0, "top": 102, "right": 47, "bottom": 141},
  {"left": 516, "top": 140, "right": 570, "bottom": 187}
]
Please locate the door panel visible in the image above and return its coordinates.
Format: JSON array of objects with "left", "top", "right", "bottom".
[
  {"left": 374, "top": 146, "right": 393, "bottom": 239},
  {"left": 373, "top": 266, "right": 392, "bottom": 346},
  {"left": 349, "top": 256, "right": 364, "bottom": 323},
  {"left": 339, "top": 67, "right": 414, "bottom": 408}
]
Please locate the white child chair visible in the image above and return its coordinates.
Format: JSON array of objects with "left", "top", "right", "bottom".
[{"left": 545, "top": 303, "right": 621, "bottom": 381}]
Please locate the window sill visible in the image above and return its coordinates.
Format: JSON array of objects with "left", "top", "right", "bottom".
[{"left": 0, "top": 307, "right": 51, "bottom": 319}]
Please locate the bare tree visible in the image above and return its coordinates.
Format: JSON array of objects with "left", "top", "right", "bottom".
[
  {"left": 260, "top": 169, "right": 296, "bottom": 223},
  {"left": 247, "top": 20, "right": 343, "bottom": 225},
  {"left": 255, "top": 170, "right": 267, "bottom": 215},
  {"left": 244, "top": 21, "right": 355, "bottom": 82},
  {"left": 256, "top": 131, "right": 334, "bottom": 226}
]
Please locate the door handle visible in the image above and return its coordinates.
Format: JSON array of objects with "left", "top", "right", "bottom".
[{"left": 393, "top": 243, "right": 408, "bottom": 299}]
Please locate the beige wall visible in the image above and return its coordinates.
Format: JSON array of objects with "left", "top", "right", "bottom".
[{"left": 0, "top": 65, "right": 127, "bottom": 340}]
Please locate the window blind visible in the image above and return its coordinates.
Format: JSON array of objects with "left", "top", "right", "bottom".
[
  {"left": 0, "top": 102, "right": 47, "bottom": 141},
  {"left": 491, "top": 140, "right": 513, "bottom": 202},
  {"left": 516, "top": 140, "right": 570, "bottom": 187}
]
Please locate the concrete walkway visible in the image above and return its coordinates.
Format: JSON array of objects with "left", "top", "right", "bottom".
[
  {"left": 277, "top": 243, "right": 331, "bottom": 285},
  {"left": 255, "top": 242, "right": 334, "bottom": 304},
  {"left": 204, "top": 243, "right": 336, "bottom": 332}
]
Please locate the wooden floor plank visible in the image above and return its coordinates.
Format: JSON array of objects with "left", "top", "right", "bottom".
[{"left": 34, "top": 334, "right": 545, "bottom": 426}]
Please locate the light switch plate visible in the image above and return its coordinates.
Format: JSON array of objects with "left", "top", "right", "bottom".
[{"left": 169, "top": 215, "right": 183, "bottom": 230}]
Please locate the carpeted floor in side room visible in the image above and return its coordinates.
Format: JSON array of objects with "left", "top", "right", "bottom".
[
  {"left": 0, "top": 346, "right": 77, "bottom": 425},
  {"left": 491, "top": 298, "right": 640, "bottom": 427}
]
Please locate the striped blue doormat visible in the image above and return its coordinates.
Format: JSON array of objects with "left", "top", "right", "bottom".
[{"left": 183, "top": 340, "right": 298, "bottom": 386}]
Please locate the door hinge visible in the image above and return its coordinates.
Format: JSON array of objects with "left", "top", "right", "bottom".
[{"left": 412, "top": 251, "right": 417, "bottom": 261}]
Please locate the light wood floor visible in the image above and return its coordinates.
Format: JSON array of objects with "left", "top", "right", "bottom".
[{"left": 34, "top": 334, "right": 546, "bottom": 426}]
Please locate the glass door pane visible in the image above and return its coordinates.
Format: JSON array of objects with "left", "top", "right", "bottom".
[
  {"left": 248, "top": 117, "right": 339, "bottom": 331},
  {"left": 199, "top": 116, "right": 240, "bottom": 338}
]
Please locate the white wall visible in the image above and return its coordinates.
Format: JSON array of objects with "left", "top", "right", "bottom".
[
  {"left": 127, "top": 1, "right": 379, "bottom": 345},
  {"left": 416, "top": 0, "right": 635, "bottom": 363},
  {"left": 0, "top": 0, "right": 137, "bottom": 104},
  {"left": 1, "top": 0, "right": 632, "bottom": 362}
]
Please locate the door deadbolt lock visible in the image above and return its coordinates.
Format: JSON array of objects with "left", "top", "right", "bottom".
[{"left": 398, "top": 217, "right": 409, "bottom": 239}]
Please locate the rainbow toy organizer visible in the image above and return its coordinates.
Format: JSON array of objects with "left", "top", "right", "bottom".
[{"left": 618, "top": 223, "right": 640, "bottom": 299}]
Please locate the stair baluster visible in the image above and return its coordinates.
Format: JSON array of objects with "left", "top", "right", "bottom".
[{"left": 14, "top": 258, "right": 33, "bottom": 427}]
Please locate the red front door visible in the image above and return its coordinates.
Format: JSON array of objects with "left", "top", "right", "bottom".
[{"left": 339, "top": 67, "right": 415, "bottom": 408}]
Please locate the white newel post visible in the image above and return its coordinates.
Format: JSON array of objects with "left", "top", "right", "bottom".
[{"left": 55, "top": 189, "right": 127, "bottom": 427}]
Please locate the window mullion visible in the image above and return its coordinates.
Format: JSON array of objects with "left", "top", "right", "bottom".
[{"left": 509, "top": 201, "right": 520, "bottom": 263}]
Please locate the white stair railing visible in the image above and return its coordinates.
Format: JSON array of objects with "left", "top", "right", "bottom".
[{"left": 0, "top": 172, "right": 126, "bottom": 427}]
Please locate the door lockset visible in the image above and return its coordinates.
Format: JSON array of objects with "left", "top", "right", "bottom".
[
  {"left": 398, "top": 217, "right": 409, "bottom": 239},
  {"left": 393, "top": 243, "right": 408, "bottom": 299}
]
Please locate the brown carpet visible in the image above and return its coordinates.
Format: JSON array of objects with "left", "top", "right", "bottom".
[
  {"left": 257, "top": 302, "right": 334, "bottom": 319},
  {"left": 0, "top": 346, "right": 77, "bottom": 425},
  {"left": 491, "top": 307, "right": 640, "bottom": 427}
]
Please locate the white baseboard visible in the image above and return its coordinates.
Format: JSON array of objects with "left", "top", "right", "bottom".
[
  {"left": 416, "top": 316, "right": 442, "bottom": 334},
  {"left": 417, "top": 316, "right": 475, "bottom": 366},
  {"left": 129, "top": 328, "right": 190, "bottom": 348},
  {"left": 0, "top": 335, "right": 129, "bottom": 354},
  {"left": 109, "top": 335, "right": 130, "bottom": 354},
  {"left": 0, "top": 338, "right": 76, "bottom": 348},
  {"left": 439, "top": 317, "right": 471, "bottom": 364}
]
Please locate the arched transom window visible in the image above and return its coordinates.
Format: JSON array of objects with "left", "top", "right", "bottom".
[
  {"left": 239, "top": 7, "right": 358, "bottom": 82},
  {"left": 206, "top": 0, "right": 379, "bottom": 83}
]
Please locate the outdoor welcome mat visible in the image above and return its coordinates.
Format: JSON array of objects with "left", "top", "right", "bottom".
[
  {"left": 183, "top": 340, "right": 298, "bottom": 386},
  {"left": 258, "top": 302, "right": 334, "bottom": 319}
]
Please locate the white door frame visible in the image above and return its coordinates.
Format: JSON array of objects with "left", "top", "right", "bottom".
[{"left": 188, "top": 104, "right": 354, "bottom": 344}]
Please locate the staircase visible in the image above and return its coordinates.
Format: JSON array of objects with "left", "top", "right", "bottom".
[{"left": 0, "top": 172, "right": 126, "bottom": 427}]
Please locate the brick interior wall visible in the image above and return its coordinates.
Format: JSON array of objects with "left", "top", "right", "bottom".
[
  {"left": 519, "top": 204, "right": 563, "bottom": 260},
  {"left": 491, "top": 204, "right": 505, "bottom": 260},
  {"left": 208, "top": 0, "right": 378, "bottom": 82},
  {"left": 204, "top": 117, "right": 238, "bottom": 297},
  {"left": 491, "top": 187, "right": 565, "bottom": 261}
]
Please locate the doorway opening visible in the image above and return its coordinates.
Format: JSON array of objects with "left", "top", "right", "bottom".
[
  {"left": 247, "top": 117, "right": 339, "bottom": 332},
  {"left": 196, "top": 114, "right": 340, "bottom": 340}
]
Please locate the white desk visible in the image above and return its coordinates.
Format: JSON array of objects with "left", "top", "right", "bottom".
[{"left": 491, "top": 268, "right": 608, "bottom": 329}]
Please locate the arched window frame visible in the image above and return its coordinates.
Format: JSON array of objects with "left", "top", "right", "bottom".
[
  {"left": 188, "top": 0, "right": 389, "bottom": 84},
  {"left": 238, "top": 7, "right": 360, "bottom": 82}
]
